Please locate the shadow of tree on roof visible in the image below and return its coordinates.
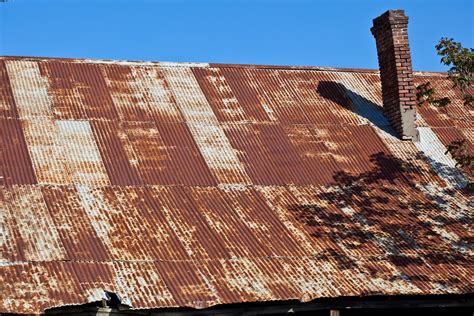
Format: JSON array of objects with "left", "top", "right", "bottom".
[
  {"left": 288, "top": 151, "right": 472, "bottom": 277},
  {"left": 316, "top": 81, "right": 469, "bottom": 189},
  {"left": 420, "top": 154, "right": 469, "bottom": 190},
  {"left": 317, "top": 81, "right": 397, "bottom": 137}
]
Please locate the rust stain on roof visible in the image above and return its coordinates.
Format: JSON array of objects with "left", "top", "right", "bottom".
[{"left": 0, "top": 56, "right": 472, "bottom": 314}]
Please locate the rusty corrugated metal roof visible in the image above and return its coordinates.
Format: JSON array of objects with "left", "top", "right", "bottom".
[{"left": 0, "top": 56, "right": 472, "bottom": 314}]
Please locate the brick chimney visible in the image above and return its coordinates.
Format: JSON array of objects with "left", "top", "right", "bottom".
[{"left": 371, "top": 10, "right": 419, "bottom": 141}]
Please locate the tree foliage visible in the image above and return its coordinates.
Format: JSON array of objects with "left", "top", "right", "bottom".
[
  {"left": 436, "top": 38, "right": 474, "bottom": 106},
  {"left": 416, "top": 38, "right": 473, "bottom": 181},
  {"left": 416, "top": 82, "right": 451, "bottom": 108},
  {"left": 445, "top": 139, "right": 474, "bottom": 171}
]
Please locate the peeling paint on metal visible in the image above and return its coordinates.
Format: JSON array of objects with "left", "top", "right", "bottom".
[
  {"left": 20, "top": 118, "right": 71, "bottom": 184},
  {"left": 415, "top": 127, "right": 468, "bottom": 188},
  {"left": 163, "top": 67, "right": 251, "bottom": 184},
  {"left": 0, "top": 56, "right": 472, "bottom": 315},
  {"left": 3, "top": 186, "right": 66, "bottom": 261},
  {"left": 5, "top": 60, "right": 54, "bottom": 118},
  {"left": 57, "top": 120, "right": 110, "bottom": 186}
]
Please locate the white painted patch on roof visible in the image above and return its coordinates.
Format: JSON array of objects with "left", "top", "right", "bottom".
[
  {"left": 21, "top": 118, "right": 72, "bottom": 184},
  {"left": 5, "top": 60, "right": 54, "bottom": 118},
  {"left": 415, "top": 127, "right": 468, "bottom": 189},
  {"left": 57, "top": 120, "right": 110, "bottom": 186},
  {"left": 162, "top": 66, "right": 251, "bottom": 184}
]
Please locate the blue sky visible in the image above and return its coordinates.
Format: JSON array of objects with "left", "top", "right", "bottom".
[{"left": 0, "top": 0, "right": 472, "bottom": 71}]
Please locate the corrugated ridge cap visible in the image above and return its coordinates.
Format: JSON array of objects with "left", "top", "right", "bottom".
[{"left": 0, "top": 55, "right": 448, "bottom": 76}]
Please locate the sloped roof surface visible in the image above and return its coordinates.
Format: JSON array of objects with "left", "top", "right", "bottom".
[{"left": 0, "top": 56, "right": 472, "bottom": 314}]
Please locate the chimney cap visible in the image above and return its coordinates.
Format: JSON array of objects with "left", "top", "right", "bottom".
[{"left": 371, "top": 10, "right": 409, "bottom": 35}]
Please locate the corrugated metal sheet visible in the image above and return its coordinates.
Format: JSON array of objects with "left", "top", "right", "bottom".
[
  {"left": 414, "top": 75, "right": 473, "bottom": 129},
  {"left": 0, "top": 56, "right": 472, "bottom": 314},
  {"left": 5, "top": 60, "right": 54, "bottom": 119},
  {"left": 415, "top": 127, "right": 468, "bottom": 188},
  {"left": 0, "top": 61, "right": 18, "bottom": 119},
  {"left": 39, "top": 61, "right": 119, "bottom": 120},
  {"left": 163, "top": 66, "right": 252, "bottom": 185},
  {"left": 0, "top": 118, "right": 37, "bottom": 185}
]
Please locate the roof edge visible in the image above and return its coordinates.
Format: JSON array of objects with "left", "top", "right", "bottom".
[
  {"left": 0, "top": 55, "right": 448, "bottom": 76},
  {"left": 45, "top": 293, "right": 474, "bottom": 315}
]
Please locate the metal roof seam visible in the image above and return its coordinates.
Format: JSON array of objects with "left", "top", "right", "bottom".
[{"left": 0, "top": 56, "right": 472, "bottom": 314}]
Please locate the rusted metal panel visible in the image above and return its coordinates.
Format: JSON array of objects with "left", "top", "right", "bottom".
[
  {"left": 282, "top": 125, "right": 338, "bottom": 185},
  {"left": 185, "top": 186, "right": 270, "bottom": 259},
  {"left": 119, "top": 120, "right": 176, "bottom": 185},
  {"left": 147, "top": 186, "right": 231, "bottom": 260},
  {"left": 113, "top": 261, "right": 177, "bottom": 308},
  {"left": 75, "top": 185, "right": 129, "bottom": 260},
  {"left": 373, "top": 127, "right": 447, "bottom": 186},
  {"left": 255, "top": 186, "right": 328, "bottom": 256},
  {"left": 0, "top": 118, "right": 37, "bottom": 185},
  {"left": 0, "top": 56, "right": 473, "bottom": 315},
  {"left": 0, "top": 61, "right": 18, "bottom": 119},
  {"left": 460, "top": 128, "right": 473, "bottom": 146},
  {"left": 4, "top": 60, "right": 54, "bottom": 118},
  {"left": 397, "top": 185, "right": 472, "bottom": 253},
  {"left": 222, "top": 123, "right": 303, "bottom": 185},
  {"left": 39, "top": 61, "right": 119, "bottom": 120},
  {"left": 0, "top": 187, "right": 24, "bottom": 262},
  {"left": 57, "top": 120, "right": 110, "bottom": 186},
  {"left": 91, "top": 119, "right": 216, "bottom": 186},
  {"left": 2, "top": 186, "right": 66, "bottom": 261},
  {"left": 157, "top": 260, "right": 220, "bottom": 308},
  {"left": 75, "top": 185, "right": 192, "bottom": 261},
  {"left": 163, "top": 66, "right": 251, "bottom": 185},
  {"left": 280, "top": 69, "right": 365, "bottom": 125},
  {"left": 285, "top": 183, "right": 469, "bottom": 295},
  {"left": 209, "top": 66, "right": 369, "bottom": 125},
  {"left": 90, "top": 119, "right": 143, "bottom": 186},
  {"left": 221, "top": 123, "right": 283, "bottom": 185},
  {"left": 211, "top": 66, "right": 275, "bottom": 123},
  {"left": 218, "top": 187, "right": 309, "bottom": 258},
  {"left": 414, "top": 75, "right": 473, "bottom": 129},
  {"left": 305, "top": 124, "right": 387, "bottom": 177},
  {"left": 20, "top": 118, "right": 71, "bottom": 184},
  {"left": 111, "top": 186, "right": 191, "bottom": 261},
  {"left": 102, "top": 64, "right": 184, "bottom": 122},
  {"left": 0, "top": 261, "right": 118, "bottom": 314},
  {"left": 192, "top": 67, "right": 248, "bottom": 123},
  {"left": 222, "top": 122, "right": 385, "bottom": 186},
  {"left": 198, "top": 258, "right": 289, "bottom": 303},
  {"left": 333, "top": 71, "right": 390, "bottom": 129},
  {"left": 41, "top": 185, "right": 110, "bottom": 261},
  {"left": 286, "top": 185, "right": 373, "bottom": 257},
  {"left": 432, "top": 126, "right": 474, "bottom": 151},
  {"left": 154, "top": 122, "right": 217, "bottom": 185}
]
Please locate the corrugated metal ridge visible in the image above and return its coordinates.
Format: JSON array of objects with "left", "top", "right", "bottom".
[
  {"left": 2, "top": 250, "right": 469, "bottom": 263},
  {"left": 1, "top": 55, "right": 471, "bottom": 314},
  {"left": 209, "top": 63, "right": 380, "bottom": 73},
  {"left": 0, "top": 117, "right": 384, "bottom": 126},
  {"left": 0, "top": 182, "right": 470, "bottom": 191},
  {"left": 0, "top": 56, "right": 209, "bottom": 68},
  {"left": 2, "top": 256, "right": 472, "bottom": 313},
  {"left": 0, "top": 56, "right": 447, "bottom": 76}
]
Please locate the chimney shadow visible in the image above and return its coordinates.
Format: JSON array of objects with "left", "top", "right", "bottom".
[
  {"left": 317, "top": 81, "right": 469, "bottom": 190},
  {"left": 317, "top": 81, "right": 397, "bottom": 138}
]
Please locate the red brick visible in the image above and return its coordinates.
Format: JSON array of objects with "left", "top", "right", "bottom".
[{"left": 371, "top": 10, "right": 418, "bottom": 140}]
